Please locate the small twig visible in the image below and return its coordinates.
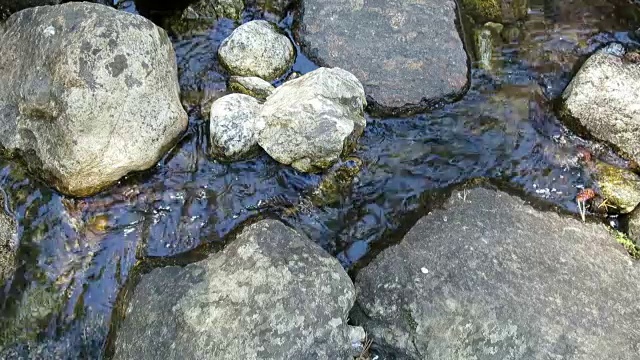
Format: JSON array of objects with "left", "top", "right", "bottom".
[
  {"left": 356, "top": 337, "right": 374, "bottom": 360},
  {"left": 577, "top": 199, "right": 586, "bottom": 222}
]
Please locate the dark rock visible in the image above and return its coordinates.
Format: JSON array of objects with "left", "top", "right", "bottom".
[
  {"left": 355, "top": 187, "right": 640, "bottom": 359},
  {"left": 296, "top": 0, "right": 469, "bottom": 116},
  {"left": 0, "top": 1, "right": 60, "bottom": 16},
  {"left": 113, "top": 220, "right": 365, "bottom": 360}
]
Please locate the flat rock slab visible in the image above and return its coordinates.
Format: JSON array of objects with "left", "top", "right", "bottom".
[
  {"left": 355, "top": 187, "right": 640, "bottom": 359},
  {"left": 296, "top": 0, "right": 469, "bottom": 116},
  {"left": 113, "top": 219, "right": 362, "bottom": 360}
]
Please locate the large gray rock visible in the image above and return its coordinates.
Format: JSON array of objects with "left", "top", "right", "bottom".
[
  {"left": 209, "top": 93, "right": 263, "bottom": 160},
  {"left": 562, "top": 44, "right": 640, "bottom": 164},
  {"left": 0, "top": 191, "right": 17, "bottom": 287},
  {"left": 355, "top": 187, "right": 640, "bottom": 359},
  {"left": 258, "top": 67, "right": 367, "bottom": 172},
  {"left": 218, "top": 20, "right": 295, "bottom": 81},
  {"left": 113, "top": 219, "right": 364, "bottom": 360},
  {"left": 0, "top": 3, "right": 187, "bottom": 197},
  {"left": 297, "top": 0, "right": 468, "bottom": 116}
]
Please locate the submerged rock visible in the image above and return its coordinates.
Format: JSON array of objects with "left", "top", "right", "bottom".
[
  {"left": 0, "top": 191, "right": 17, "bottom": 287},
  {"left": 354, "top": 187, "right": 640, "bottom": 359},
  {"left": 209, "top": 94, "right": 263, "bottom": 161},
  {"left": 562, "top": 44, "right": 640, "bottom": 164},
  {"left": 592, "top": 161, "right": 640, "bottom": 214},
  {"left": 310, "top": 157, "right": 363, "bottom": 206},
  {"left": 0, "top": 3, "right": 187, "bottom": 197},
  {"left": 258, "top": 67, "right": 367, "bottom": 172},
  {"left": 180, "top": 0, "right": 245, "bottom": 21},
  {"left": 113, "top": 220, "right": 364, "bottom": 360},
  {"left": 297, "top": 0, "right": 468, "bottom": 116},
  {"left": 218, "top": 20, "right": 294, "bottom": 81},
  {"left": 228, "top": 76, "right": 274, "bottom": 100},
  {"left": 255, "top": 0, "right": 294, "bottom": 17}
]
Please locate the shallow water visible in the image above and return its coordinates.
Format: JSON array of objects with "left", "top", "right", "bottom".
[{"left": 1, "top": 0, "right": 639, "bottom": 357}]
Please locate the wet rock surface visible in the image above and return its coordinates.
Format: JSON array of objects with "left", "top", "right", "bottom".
[
  {"left": 258, "top": 67, "right": 366, "bottom": 172},
  {"left": 209, "top": 93, "right": 263, "bottom": 161},
  {"left": 228, "top": 75, "right": 274, "bottom": 100},
  {"left": 562, "top": 44, "right": 640, "bottom": 164},
  {"left": 218, "top": 20, "right": 294, "bottom": 81},
  {"left": 355, "top": 187, "right": 640, "bottom": 359},
  {"left": 182, "top": 0, "right": 245, "bottom": 20},
  {"left": 113, "top": 219, "right": 363, "bottom": 360},
  {"left": 296, "top": 0, "right": 469, "bottom": 116},
  {"left": 0, "top": 3, "right": 187, "bottom": 196}
]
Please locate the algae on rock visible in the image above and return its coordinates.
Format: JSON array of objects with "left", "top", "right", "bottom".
[{"left": 592, "top": 161, "right": 640, "bottom": 214}]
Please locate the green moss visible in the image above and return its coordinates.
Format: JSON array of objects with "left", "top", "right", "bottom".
[
  {"left": 614, "top": 231, "right": 640, "bottom": 259},
  {"left": 593, "top": 161, "right": 640, "bottom": 214},
  {"left": 460, "top": 0, "right": 502, "bottom": 24}
]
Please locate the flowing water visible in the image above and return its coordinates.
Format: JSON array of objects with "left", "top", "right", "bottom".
[{"left": 1, "top": 0, "right": 640, "bottom": 358}]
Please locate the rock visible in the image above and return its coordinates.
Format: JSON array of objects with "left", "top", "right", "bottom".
[
  {"left": 0, "top": 191, "right": 17, "bottom": 287},
  {"left": 562, "top": 44, "right": 640, "bottom": 164},
  {"left": 500, "top": 0, "right": 528, "bottom": 22},
  {"left": 297, "top": 0, "right": 468, "bottom": 116},
  {"left": 0, "top": 3, "right": 187, "bottom": 197},
  {"left": 310, "top": 157, "right": 363, "bottom": 206},
  {"left": 256, "top": 0, "right": 294, "bottom": 16},
  {"left": 218, "top": 20, "right": 294, "bottom": 81},
  {"left": 209, "top": 94, "right": 262, "bottom": 161},
  {"left": 460, "top": 0, "right": 502, "bottom": 23},
  {"left": 113, "top": 219, "right": 363, "bottom": 360},
  {"left": 181, "top": 0, "right": 245, "bottom": 21},
  {"left": 258, "top": 67, "right": 366, "bottom": 172},
  {"left": 354, "top": 187, "right": 640, "bottom": 359},
  {"left": 592, "top": 161, "right": 640, "bottom": 214},
  {"left": 228, "top": 76, "right": 274, "bottom": 100},
  {"left": 461, "top": 0, "right": 528, "bottom": 23}
]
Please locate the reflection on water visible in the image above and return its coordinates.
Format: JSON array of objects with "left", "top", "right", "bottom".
[{"left": 1, "top": 0, "right": 639, "bottom": 357}]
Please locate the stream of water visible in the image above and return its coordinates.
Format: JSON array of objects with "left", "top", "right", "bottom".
[{"left": 1, "top": 0, "right": 639, "bottom": 357}]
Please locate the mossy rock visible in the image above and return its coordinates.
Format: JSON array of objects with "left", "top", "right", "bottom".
[
  {"left": 593, "top": 161, "right": 640, "bottom": 214},
  {"left": 460, "top": 0, "right": 502, "bottom": 24},
  {"left": 500, "top": 0, "right": 528, "bottom": 23},
  {"left": 310, "top": 157, "right": 363, "bottom": 207}
]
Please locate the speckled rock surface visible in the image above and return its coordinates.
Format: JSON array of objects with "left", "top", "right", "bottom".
[
  {"left": 113, "top": 219, "right": 363, "bottom": 360},
  {"left": 209, "top": 93, "right": 263, "bottom": 161},
  {"left": 297, "top": 0, "right": 469, "bottom": 116},
  {"left": 228, "top": 76, "right": 274, "bottom": 100},
  {"left": 562, "top": 44, "right": 640, "bottom": 164},
  {"left": 355, "top": 187, "right": 640, "bottom": 359},
  {"left": 0, "top": 3, "right": 187, "bottom": 196},
  {"left": 258, "top": 67, "right": 366, "bottom": 172},
  {"left": 218, "top": 20, "right": 294, "bottom": 81}
]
